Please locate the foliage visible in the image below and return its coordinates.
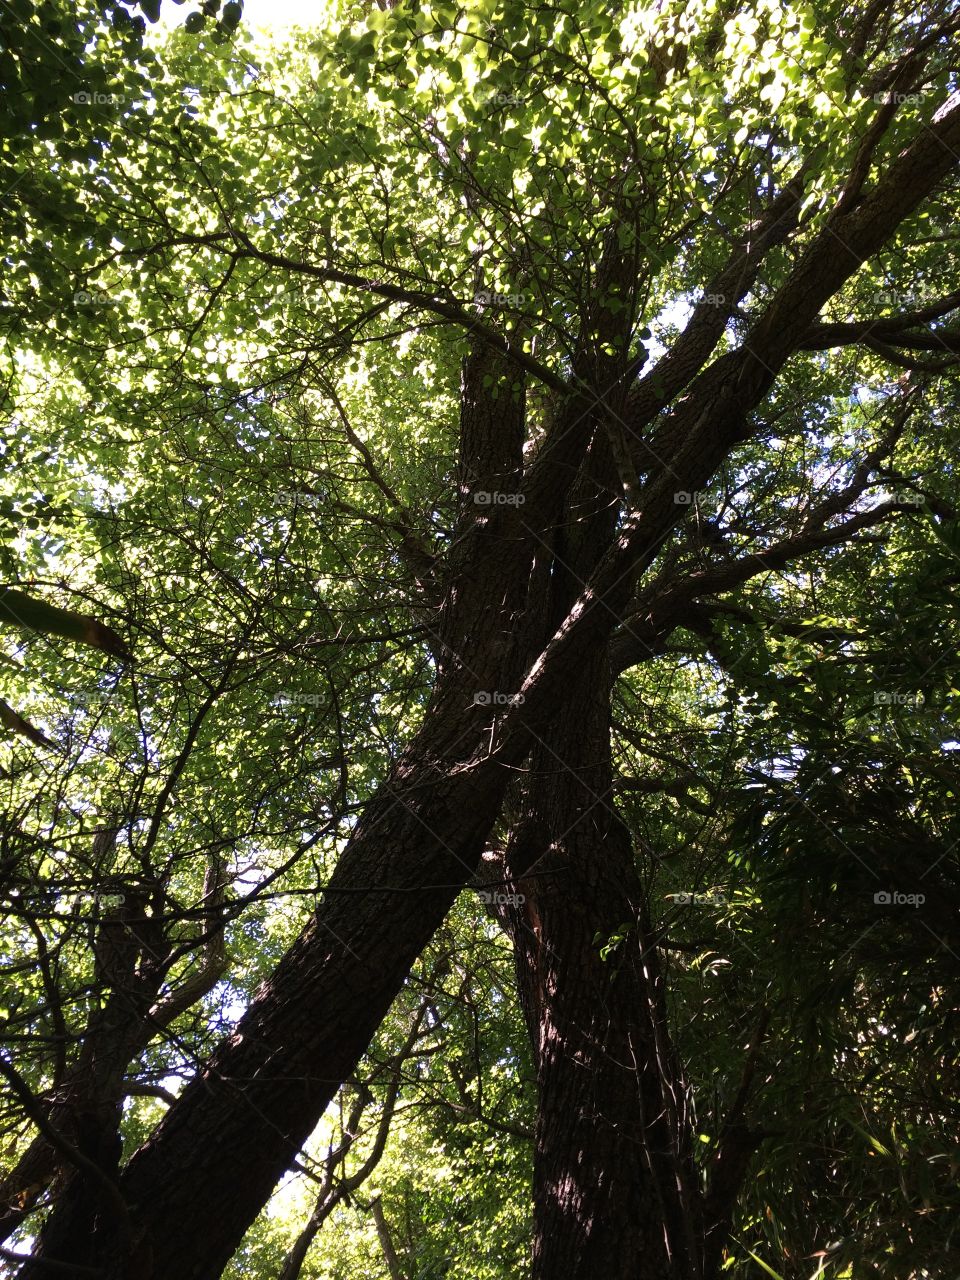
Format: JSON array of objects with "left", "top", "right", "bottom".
[{"left": 1, "top": 0, "right": 959, "bottom": 1277}]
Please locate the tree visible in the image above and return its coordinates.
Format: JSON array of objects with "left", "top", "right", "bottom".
[{"left": 2, "top": 0, "right": 960, "bottom": 1276}]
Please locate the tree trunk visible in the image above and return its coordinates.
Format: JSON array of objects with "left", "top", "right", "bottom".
[
  {"left": 498, "top": 651, "right": 701, "bottom": 1279},
  {"left": 371, "top": 1196, "right": 405, "bottom": 1280},
  {"left": 0, "top": 861, "right": 226, "bottom": 1245},
  {"left": 493, "top": 399, "right": 786, "bottom": 1275},
  {"left": 20, "top": 342, "right": 534, "bottom": 1280},
  {"left": 484, "top": 413, "right": 702, "bottom": 1280}
]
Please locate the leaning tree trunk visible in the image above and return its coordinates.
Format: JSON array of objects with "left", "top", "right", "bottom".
[
  {"left": 23, "top": 734, "right": 516, "bottom": 1279},
  {"left": 19, "top": 343, "right": 534, "bottom": 1280}
]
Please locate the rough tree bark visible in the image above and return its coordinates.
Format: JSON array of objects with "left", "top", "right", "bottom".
[
  {"left": 498, "top": 650, "right": 700, "bottom": 1280},
  {"left": 489, "top": 428, "right": 701, "bottom": 1280}
]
